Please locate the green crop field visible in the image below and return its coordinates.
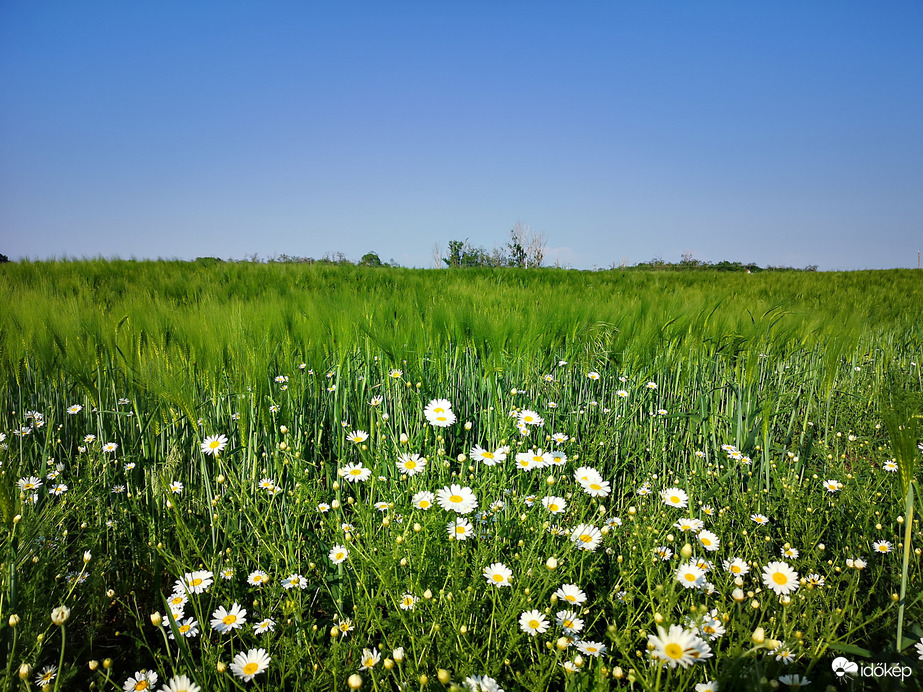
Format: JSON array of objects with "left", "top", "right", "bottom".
[{"left": 1, "top": 260, "right": 921, "bottom": 691}]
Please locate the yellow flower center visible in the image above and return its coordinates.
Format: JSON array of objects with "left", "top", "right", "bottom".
[
  {"left": 483, "top": 452, "right": 494, "bottom": 459},
  {"left": 772, "top": 572, "right": 788, "bottom": 585},
  {"left": 685, "top": 573, "right": 696, "bottom": 582},
  {"left": 664, "top": 643, "right": 685, "bottom": 660},
  {"left": 702, "top": 538, "right": 711, "bottom": 546},
  {"left": 190, "top": 578, "right": 202, "bottom": 586},
  {"left": 529, "top": 619, "right": 540, "bottom": 629},
  {"left": 336, "top": 552, "right": 345, "bottom": 560},
  {"left": 492, "top": 574, "right": 504, "bottom": 582},
  {"left": 405, "top": 460, "right": 417, "bottom": 469},
  {"left": 223, "top": 614, "right": 237, "bottom": 625},
  {"left": 350, "top": 469, "right": 362, "bottom": 475},
  {"left": 565, "top": 595, "right": 575, "bottom": 602},
  {"left": 532, "top": 456, "right": 543, "bottom": 462},
  {"left": 670, "top": 496, "right": 680, "bottom": 504},
  {"left": 243, "top": 662, "right": 258, "bottom": 675},
  {"left": 179, "top": 624, "right": 190, "bottom": 634},
  {"left": 419, "top": 500, "right": 430, "bottom": 508},
  {"left": 455, "top": 526, "right": 466, "bottom": 534},
  {"left": 134, "top": 682, "right": 149, "bottom": 691},
  {"left": 580, "top": 534, "right": 593, "bottom": 543},
  {"left": 731, "top": 565, "right": 741, "bottom": 573},
  {"left": 563, "top": 619, "right": 574, "bottom": 628},
  {"left": 549, "top": 504, "right": 559, "bottom": 512},
  {"left": 209, "top": 440, "right": 220, "bottom": 448},
  {"left": 590, "top": 483, "right": 601, "bottom": 490},
  {"left": 449, "top": 495, "right": 463, "bottom": 503},
  {"left": 703, "top": 625, "right": 716, "bottom": 634}
]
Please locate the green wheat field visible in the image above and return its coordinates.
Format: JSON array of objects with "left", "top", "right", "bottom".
[{"left": 1, "top": 260, "right": 922, "bottom": 691}]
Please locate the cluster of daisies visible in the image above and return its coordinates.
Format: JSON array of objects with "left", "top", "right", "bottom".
[{"left": 145, "top": 569, "right": 273, "bottom": 685}]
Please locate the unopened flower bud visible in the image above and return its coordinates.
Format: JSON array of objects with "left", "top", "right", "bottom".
[
  {"left": 8, "top": 614, "right": 20, "bottom": 627},
  {"left": 348, "top": 673, "right": 363, "bottom": 689},
  {"left": 752, "top": 627, "right": 765, "bottom": 645},
  {"left": 19, "top": 664, "right": 32, "bottom": 680},
  {"left": 438, "top": 669, "right": 451, "bottom": 684},
  {"left": 546, "top": 557, "right": 558, "bottom": 571}
]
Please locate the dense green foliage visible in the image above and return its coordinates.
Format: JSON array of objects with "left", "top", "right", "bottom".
[{"left": 0, "top": 261, "right": 921, "bottom": 690}]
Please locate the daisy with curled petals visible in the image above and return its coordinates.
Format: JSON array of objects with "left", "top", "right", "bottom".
[
  {"left": 436, "top": 484, "right": 477, "bottom": 514},
  {"left": 883, "top": 460, "right": 898, "bottom": 472},
  {"left": 447, "top": 517, "right": 474, "bottom": 541},
  {"left": 674, "top": 518, "right": 704, "bottom": 533},
  {"left": 519, "top": 609, "right": 550, "bottom": 636},
  {"left": 168, "top": 618, "right": 199, "bottom": 640},
  {"left": 340, "top": 462, "right": 371, "bottom": 483},
  {"left": 177, "top": 570, "right": 213, "bottom": 595},
  {"left": 124, "top": 671, "right": 158, "bottom": 690},
  {"left": 395, "top": 453, "right": 427, "bottom": 476},
  {"left": 230, "top": 648, "right": 270, "bottom": 682},
  {"left": 247, "top": 570, "right": 270, "bottom": 587},
  {"left": 762, "top": 561, "right": 799, "bottom": 596},
  {"left": 253, "top": 618, "right": 275, "bottom": 635},
  {"left": 160, "top": 674, "right": 201, "bottom": 692},
  {"left": 647, "top": 624, "right": 711, "bottom": 669},
  {"left": 542, "top": 496, "right": 567, "bottom": 514},
  {"left": 914, "top": 638, "right": 923, "bottom": 660},
  {"left": 654, "top": 546, "right": 673, "bottom": 561},
  {"left": 552, "top": 432, "right": 569, "bottom": 444},
  {"left": 329, "top": 545, "right": 349, "bottom": 564},
  {"left": 781, "top": 546, "right": 799, "bottom": 559},
  {"left": 661, "top": 487, "right": 688, "bottom": 508},
  {"left": 554, "top": 583, "right": 587, "bottom": 605},
  {"left": 587, "top": 371, "right": 600, "bottom": 381},
  {"left": 200, "top": 434, "right": 228, "bottom": 456},
  {"left": 777, "top": 674, "right": 810, "bottom": 689},
  {"left": 412, "top": 490, "right": 435, "bottom": 510},
  {"left": 346, "top": 430, "right": 369, "bottom": 444},
  {"left": 750, "top": 513, "right": 770, "bottom": 526},
  {"left": 281, "top": 574, "right": 307, "bottom": 590},
  {"left": 574, "top": 466, "right": 603, "bottom": 485},
  {"left": 17, "top": 476, "right": 42, "bottom": 492},
  {"left": 576, "top": 640, "right": 606, "bottom": 657},
  {"left": 822, "top": 479, "right": 842, "bottom": 492},
  {"left": 579, "top": 477, "right": 611, "bottom": 498},
  {"left": 483, "top": 562, "right": 513, "bottom": 587},
  {"left": 359, "top": 647, "right": 381, "bottom": 671},
  {"left": 697, "top": 530, "right": 720, "bottom": 552},
  {"left": 549, "top": 450, "right": 567, "bottom": 466},
  {"left": 103, "top": 442, "right": 119, "bottom": 453},
  {"left": 399, "top": 593, "right": 418, "bottom": 610},
  {"left": 555, "top": 610, "right": 584, "bottom": 634},
  {"left": 470, "top": 445, "right": 500, "bottom": 466},
  {"left": 570, "top": 524, "right": 603, "bottom": 551},
  {"left": 675, "top": 563, "right": 706, "bottom": 589},
  {"left": 723, "top": 557, "right": 749, "bottom": 576},
  {"left": 695, "top": 683, "right": 718, "bottom": 692},
  {"left": 211, "top": 603, "right": 247, "bottom": 633},
  {"left": 67, "top": 404, "right": 83, "bottom": 415},
  {"left": 872, "top": 540, "right": 893, "bottom": 554}
]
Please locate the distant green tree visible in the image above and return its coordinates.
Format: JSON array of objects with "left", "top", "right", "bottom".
[
  {"left": 360, "top": 251, "right": 383, "bottom": 267},
  {"left": 0, "top": 253, "right": 9, "bottom": 263}
]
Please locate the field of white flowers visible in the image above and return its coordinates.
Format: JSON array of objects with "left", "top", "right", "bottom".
[{"left": 1, "top": 262, "right": 922, "bottom": 690}]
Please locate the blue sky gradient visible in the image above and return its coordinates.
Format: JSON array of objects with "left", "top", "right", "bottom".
[{"left": 2, "top": 1, "right": 921, "bottom": 269}]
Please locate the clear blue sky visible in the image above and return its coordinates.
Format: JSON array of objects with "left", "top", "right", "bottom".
[{"left": 2, "top": 1, "right": 921, "bottom": 269}]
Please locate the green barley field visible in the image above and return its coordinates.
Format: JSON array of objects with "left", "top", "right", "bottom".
[{"left": 1, "top": 260, "right": 922, "bottom": 691}]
